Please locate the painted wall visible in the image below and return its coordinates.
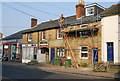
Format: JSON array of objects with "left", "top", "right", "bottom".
[
  {"left": 101, "top": 15, "right": 119, "bottom": 63},
  {"left": 37, "top": 49, "right": 46, "bottom": 62},
  {"left": 118, "top": 15, "right": 120, "bottom": 63}
]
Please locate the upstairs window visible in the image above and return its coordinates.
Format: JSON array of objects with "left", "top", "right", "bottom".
[
  {"left": 79, "top": 31, "right": 89, "bottom": 37},
  {"left": 80, "top": 24, "right": 88, "bottom": 28},
  {"left": 57, "top": 29, "right": 63, "bottom": 39},
  {"left": 80, "top": 46, "right": 88, "bottom": 59},
  {"left": 86, "top": 7, "right": 94, "bottom": 16},
  {"left": 42, "top": 31, "right": 45, "bottom": 40},
  {"left": 28, "top": 33, "right": 32, "bottom": 41}
]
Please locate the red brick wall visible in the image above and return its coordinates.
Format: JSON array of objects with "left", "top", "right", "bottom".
[
  {"left": 76, "top": 4, "right": 85, "bottom": 19},
  {"left": 31, "top": 18, "right": 37, "bottom": 28}
]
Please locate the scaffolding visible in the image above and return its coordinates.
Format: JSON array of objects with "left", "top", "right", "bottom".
[
  {"left": 58, "top": 19, "right": 79, "bottom": 68},
  {"left": 58, "top": 11, "right": 101, "bottom": 68}
]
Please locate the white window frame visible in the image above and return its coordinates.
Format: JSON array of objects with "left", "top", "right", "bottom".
[
  {"left": 86, "top": 7, "right": 94, "bottom": 16},
  {"left": 57, "top": 29, "right": 63, "bottom": 39},
  {"left": 79, "top": 31, "right": 89, "bottom": 38},
  {"left": 28, "top": 33, "right": 32, "bottom": 41},
  {"left": 80, "top": 46, "right": 88, "bottom": 59},
  {"left": 56, "top": 48, "right": 65, "bottom": 57},
  {"left": 42, "top": 31, "right": 45, "bottom": 40},
  {"left": 80, "top": 24, "right": 88, "bottom": 28}
]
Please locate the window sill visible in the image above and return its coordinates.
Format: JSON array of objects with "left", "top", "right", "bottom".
[
  {"left": 57, "top": 38, "right": 63, "bottom": 39},
  {"left": 80, "top": 57, "right": 88, "bottom": 59}
]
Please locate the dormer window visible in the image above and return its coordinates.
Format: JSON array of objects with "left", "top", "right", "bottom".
[
  {"left": 86, "top": 7, "right": 94, "bottom": 16},
  {"left": 28, "top": 33, "right": 32, "bottom": 41}
]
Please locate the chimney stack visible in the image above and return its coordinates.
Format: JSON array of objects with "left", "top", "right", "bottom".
[
  {"left": 76, "top": 0, "right": 85, "bottom": 19},
  {"left": 31, "top": 18, "right": 37, "bottom": 28}
]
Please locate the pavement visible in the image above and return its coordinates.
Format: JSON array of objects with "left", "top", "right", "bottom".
[
  {"left": 2, "top": 61, "right": 119, "bottom": 79},
  {"left": 37, "top": 63, "right": 117, "bottom": 79},
  {"left": 3, "top": 61, "right": 109, "bottom": 79}
]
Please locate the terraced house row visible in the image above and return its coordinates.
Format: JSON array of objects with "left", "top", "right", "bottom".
[{"left": 2, "top": 0, "right": 120, "bottom": 67}]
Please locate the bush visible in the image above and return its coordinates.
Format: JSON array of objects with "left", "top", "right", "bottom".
[
  {"left": 81, "top": 63, "right": 88, "bottom": 67},
  {"left": 27, "top": 60, "right": 38, "bottom": 65}
]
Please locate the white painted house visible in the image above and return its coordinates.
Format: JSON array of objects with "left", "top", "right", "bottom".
[{"left": 101, "top": 3, "right": 120, "bottom": 63}]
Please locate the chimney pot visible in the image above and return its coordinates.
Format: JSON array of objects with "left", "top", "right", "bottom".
[{"left": 31, "top": 18, "right": 37, "bottom": 28}]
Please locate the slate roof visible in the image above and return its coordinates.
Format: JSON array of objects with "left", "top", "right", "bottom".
[
  {"left": 22, "top": 15, "right": 100, "bottom": 34},
  {"left": 2, "top": 30, "right": 26, "bottom": 40},
  {"left": 30, "top": 19, "right": 60, "bottom": 33},
  {"left": 62, "top": 15, "right": 100, "bottom": 26},
  {"left": 100, "top": 3, "right": 120, "bottom": 17},
  {"left": 22, "top": 15, "right": 76, "bottom": 33}
]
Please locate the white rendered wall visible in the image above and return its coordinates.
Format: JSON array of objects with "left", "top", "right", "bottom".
[
  {"left": 102, "top": 15, "right": 119, "bottom": 63},
  {"left": 37, "top": 49, "right": 46, "bottom": 62},
  {"left": 118, "top": 16, "right": 120, "bottom": 63}
]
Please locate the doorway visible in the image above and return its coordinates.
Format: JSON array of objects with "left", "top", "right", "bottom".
[
  {"left": 107, "top": 42, "right": 114, "bottom": 62},
  {"left": 51, "top": 48, "right": 55, "bottom": 62},
  {"left": 93, "top": 49, "right": 98, "bottom": 62}
]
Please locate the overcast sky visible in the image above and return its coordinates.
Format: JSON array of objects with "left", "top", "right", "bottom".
[{"left": 0, "top": 0, "right": 119, "bottom": 36}]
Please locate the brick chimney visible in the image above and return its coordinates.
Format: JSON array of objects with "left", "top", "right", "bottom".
[
  {"left": 0, "top": 32, "right": 2, "bottom": 39},
  {"left": 31, "top": 18, "right": 37, "bottom": 28},
  {"left": 76, "top": 0, "right": 85, "bottom": 19}
]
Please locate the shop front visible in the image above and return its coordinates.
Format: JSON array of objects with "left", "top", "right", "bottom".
[
  {"left": 2, "top": 39, "right": 22, "bottom": 62},
  {"left": 22, "top": 44, "right": 37, "bottom": 63}
]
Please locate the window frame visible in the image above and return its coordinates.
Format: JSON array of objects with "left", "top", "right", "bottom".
[
  {"left": 86, "top": 7, "right": 94, "bottom": 16},
  {"left": 56, "top": 48, "right": 65, "bottom": 58},
  {"left": 57, "top": 29, "right": 63, "bottom": 39},
  {"left": 80, "top": 46, "right": 88, "bottom": 59},
  {"left": 42, "top": 31, "right": 45, "bottom": 40},
  {"left": 80, "top": 24, "right": 88, "bottom": 28},
  {"left": 28, "top": 33, "right": 32, "bottom": 42},
  {"left": 79, "top": 31, "right": 89, "bottom": 38}
]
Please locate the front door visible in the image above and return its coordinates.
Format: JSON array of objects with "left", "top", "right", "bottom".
[
  {"left": 107, "top": 42, "right": 114, "bottom": 62},
  {"left": 51, "top": 48, "right": 55, "bottom": 62},
  {"left": 93, "top": 49, "right": 98, "bottom": 62}
]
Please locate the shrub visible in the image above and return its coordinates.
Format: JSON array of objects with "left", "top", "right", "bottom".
[{"left": 81, "top": 63, "right": 88, "bottom": 67}]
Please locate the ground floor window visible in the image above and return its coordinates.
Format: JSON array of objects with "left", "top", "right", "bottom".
[
  {"left": 56, "top": 48, "right": 65, "bottom": 57},
  {"left": 22, "top": 47, "right": 34, "bottom": 60},
  {"left": 80, "top": 46, "right": 88, "bottom": 59}
]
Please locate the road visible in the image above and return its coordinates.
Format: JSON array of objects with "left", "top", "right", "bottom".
[{"left": 2, "top": 62, "right": 110, "bottom": 80}]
